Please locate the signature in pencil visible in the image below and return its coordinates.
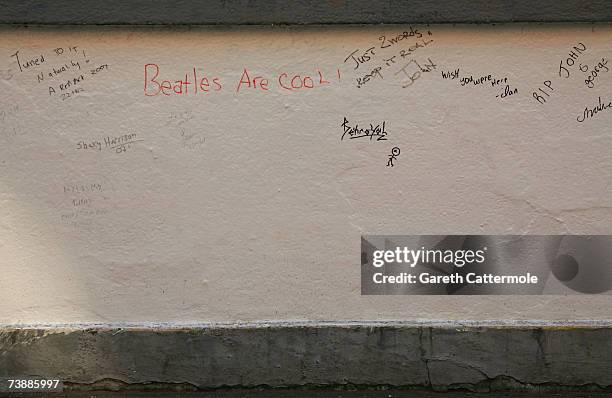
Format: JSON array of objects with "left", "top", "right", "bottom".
[{"left": 104, "top": 133, "right": 143, "bottom": 153}]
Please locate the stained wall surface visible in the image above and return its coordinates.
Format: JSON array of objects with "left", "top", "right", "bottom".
[{"left": 1, "top": 24, "right": 612, "bottom": 324}]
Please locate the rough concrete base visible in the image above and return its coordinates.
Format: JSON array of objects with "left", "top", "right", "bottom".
[
  {"left": 1, "top": 322, "right": 611, "bottom": 393},
  {"left": 5, "top": 392, "right": 612, "bottom": 398}
]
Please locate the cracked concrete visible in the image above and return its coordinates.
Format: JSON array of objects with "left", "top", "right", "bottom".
[{"left": 0, "top": 323, "right": 611, "bottom": 393}]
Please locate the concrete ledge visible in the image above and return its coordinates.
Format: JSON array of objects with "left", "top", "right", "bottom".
[{"left": 1, "top": 321, "right": 612, "bottom": 393}]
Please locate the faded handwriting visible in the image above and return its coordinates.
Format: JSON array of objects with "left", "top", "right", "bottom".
[
  {"left": 167, "top": 111, "right": 205, "bottom": 150},
  {"left": 395, "top": 58, "right": 436, "bottom": 88},
  {"left": 180, "top": 127, "right": 205, "bottom": 150},
  {"left": 64, "top": 182, "right": 103, "bottom": 194},
  {"left": 60, "top": 178, "right": 110, "bottom": 226},
  {"left": 0, "top": 104, "right": 23, "bottom": 141},
  {"left": 0, "top": 67, "right": 14, "bottom": 81}
]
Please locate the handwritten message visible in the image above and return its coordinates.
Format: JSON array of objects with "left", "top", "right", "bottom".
[{"left": 10, "top": 45, "right": 109, "bottom": 101}]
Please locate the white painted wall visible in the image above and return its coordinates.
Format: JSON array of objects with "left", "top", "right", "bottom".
[{"left": 1, "top": 24, "right": 611, "bottom": 324}]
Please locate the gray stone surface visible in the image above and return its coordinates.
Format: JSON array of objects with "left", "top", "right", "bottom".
[
  {"left": 0, "top": 0, "right": 611, "bottom": 24},
  {"left": 0, "top": 323, "right": 611, "bottom": 393}
]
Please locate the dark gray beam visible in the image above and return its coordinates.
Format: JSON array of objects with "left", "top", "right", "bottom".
[{"left": 0, "top": 1, "right": 611, "bottom": 25}]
